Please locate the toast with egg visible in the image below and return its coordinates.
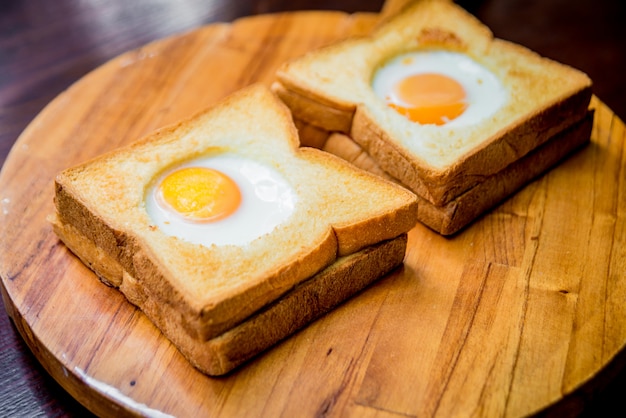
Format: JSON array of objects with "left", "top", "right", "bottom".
[
  {"left": 273, "top": 0, "right": 593, "bottom": 234},
  {"left": 49, "top": 84, "right": 418, "bottom": 375}
]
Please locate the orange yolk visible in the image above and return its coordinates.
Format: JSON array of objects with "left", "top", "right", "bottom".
[
  {"left": 388, "top": 73, "right": 468, "bottom": 125},
  {"left": 158, "top": 167, "right": 241, "bottom": 222}
]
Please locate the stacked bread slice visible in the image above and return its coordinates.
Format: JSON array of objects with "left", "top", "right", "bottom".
[
  {"left": 50, "top": 84, "right": 418, "bottom": 375},
  {"left": 273, "top": 0, "right": 593, "bottom": 235}
]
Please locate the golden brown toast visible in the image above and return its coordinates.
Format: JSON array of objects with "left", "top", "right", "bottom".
[
  {"left": 274, "top": 0, "right": 593, "bottom": 209},
  {"left": 50, "top": 84, "right": 418, "bottom": 374}
]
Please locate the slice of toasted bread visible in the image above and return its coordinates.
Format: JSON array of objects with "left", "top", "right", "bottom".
[
  {"left": 273, "top": 0, "right": 592, "bottom": 207},
  {"left": 50, "top": 84, "right": 418, "bottom": 373}
]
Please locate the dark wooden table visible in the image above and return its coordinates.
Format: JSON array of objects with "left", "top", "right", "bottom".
[{"left": 1, "top": 0, "right": 624, "bottom": 416}]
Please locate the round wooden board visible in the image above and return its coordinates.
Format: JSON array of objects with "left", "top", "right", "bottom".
[{"left": 1, "top": 11, "right": 625, "bottom": 417}]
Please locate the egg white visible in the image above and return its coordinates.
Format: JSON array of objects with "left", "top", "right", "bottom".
[
  {"left": 372, "top": 50, "right": 507, "bottom": 127},
  {"left": 145, "top": 153, "right": 297, "bottom": 247}
]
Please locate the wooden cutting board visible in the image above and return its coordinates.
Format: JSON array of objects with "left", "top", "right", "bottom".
[{"left": 1, "top": 10, "right": 625, "bottom": 417}]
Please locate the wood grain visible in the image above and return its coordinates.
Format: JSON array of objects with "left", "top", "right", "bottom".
[{"left": 0, "top": 10, "right": 625, "bottom": 417}]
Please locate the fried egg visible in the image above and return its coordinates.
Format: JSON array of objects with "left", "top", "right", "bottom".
[
  {"left": 145, "top": 153, "right": 297, "bottom": 247},
  {"left": 372, "top": 50, "right": 506, "bottom": 126}
]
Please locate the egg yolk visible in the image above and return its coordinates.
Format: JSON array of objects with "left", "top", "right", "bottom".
[
  {"left": 157, "top": 167, "right": 241, "bottom": 222},
  {"left": 388, "top": 73, "right": 468, "bottom": 125}
]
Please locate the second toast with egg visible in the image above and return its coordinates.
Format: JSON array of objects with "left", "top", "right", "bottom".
[{"left": 273, "top": 0, "right": 593, "bottom": 233}]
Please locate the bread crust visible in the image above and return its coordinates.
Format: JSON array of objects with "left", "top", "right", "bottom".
[
  {"left": 273, "top": 81, "right": 354, "bottom": 133},
  {"left": 299, "top": 110, "right": 593, "bottom": 235},
  {"left": 51, "top": 213, "right": 407, "bottom": 376}
]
